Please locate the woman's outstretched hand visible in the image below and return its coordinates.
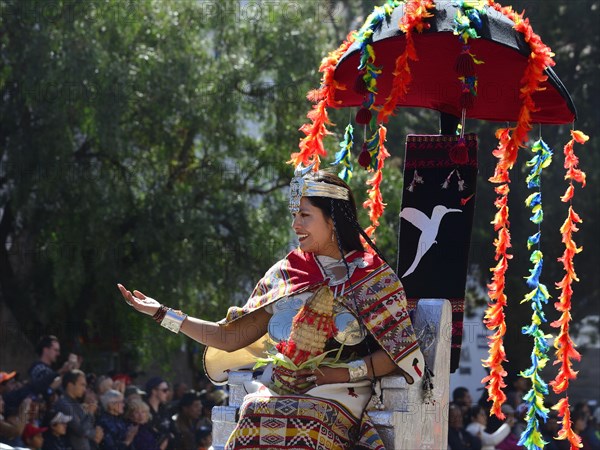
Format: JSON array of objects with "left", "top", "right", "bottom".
[{"left": 117, "top": 284, "right": 160, "bottom": 317}]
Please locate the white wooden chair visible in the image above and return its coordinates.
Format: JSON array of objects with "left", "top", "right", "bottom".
[{"left": 210, "top": 298, "right": 451, "bottom": 450}]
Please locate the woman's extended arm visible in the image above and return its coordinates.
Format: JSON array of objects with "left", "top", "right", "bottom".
[
  {"left": 180, "top": 310, "right": 270, "bottom": 352},
  {"left": 117, "top": 284, "right": 270, "bottom": 352}
]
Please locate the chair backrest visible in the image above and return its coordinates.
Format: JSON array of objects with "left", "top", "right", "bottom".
[{"left": 369, "top": 298, "right": 451, "bottom": 450}]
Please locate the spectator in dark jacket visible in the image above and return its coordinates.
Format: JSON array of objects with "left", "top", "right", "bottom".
[
  {"left": 42, "top": 412, "right": 72, "bottom": 450},
  {"left": 144, "top": 377, "right": 172, "bottom": 446},
  {"left": 54, "top": 370, "right": 103, "bottom": 450},
  {"left": 453, "top": 387, "right": 474, "bottom": 422},
  {"left": 448, "top": 403, "right": 482, "bottom": 450},
  {"left": 97, "top": 390, "right": 137, "bottom": 450},
  {"left": 171, "top": 391, "right": 202, "bottom": 450},
  {"left": 28, "top": 336, "right": 79, "bottom": 397}
]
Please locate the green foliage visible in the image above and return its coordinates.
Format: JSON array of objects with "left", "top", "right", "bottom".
[
  {"left": 1, "top": 0, "right": 597, "bottom": 379},
  {"left": 0, "top": 0, "right": 336, "bottom": 371}
]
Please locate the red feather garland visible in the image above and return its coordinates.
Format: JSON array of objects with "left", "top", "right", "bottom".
[
  {"left": 552, "top": 398, "right": 583, "bottom": 449},
  {"left": 363, "top": 0, "right": 433, "bottom": 237},
  {"left": 377, "top": 0, "right": 434, "bottom": 124},
  {"left": 363, "top": 125, "right": 390, "bottom": 242},
  {"left": 290, "top": 32, "right": 357, "bottom": 169},
  {"left": 549, "top": 130, "right": 588, "bottom": 449},
  {"left": 363, "top": 0, "right": 434, "bottom": 238},
  {"left": 483, "top": 127, "right": 512, "bottom": 420},
  {"left": 483, "top": 0, "right": 558, "bottom": 419}
]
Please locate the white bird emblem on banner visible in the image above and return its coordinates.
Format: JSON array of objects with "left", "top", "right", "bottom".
[{"left": 400, "top": 205, "right": 462, "bottom": 278}]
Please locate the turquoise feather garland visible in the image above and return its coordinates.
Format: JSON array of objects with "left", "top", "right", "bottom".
[
  {"left": 354, "top": 2, "right": 399, "bottom": 112},
  {"left": 353, "top": 2, "right": 399, "bottom": 171},
  {"left": 365, "top": 128, "right": 381, "bottom": 171},
  {"left": 332, "top": 124, "right": 354, "bottom": 182},
  {"left": 453, "top": 1, "right": 486, "bottom": 109},
  {"left": 518, "top": 139, "right": 553, "bottom": 450},
  {"left": 453, "top": 0, "right": 486, "bottom": 39}
]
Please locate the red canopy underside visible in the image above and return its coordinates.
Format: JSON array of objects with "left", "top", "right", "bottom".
[{"left": 333, "top": 33, "right": 575, "bottom": 125}]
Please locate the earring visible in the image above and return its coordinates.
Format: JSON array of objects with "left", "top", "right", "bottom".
[{"left": 331, "top": 232, "right": 335, "bottom": 242}]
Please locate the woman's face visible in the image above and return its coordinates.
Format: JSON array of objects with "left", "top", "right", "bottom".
[
  {"left": 574, "top": 416, "right": 587, "bottom": 433},
  {"left": 108, "top": 398, "right": 125, "bottom": 415},
  {"left": 292, "top": 197, "right": 338, "bottom": 258},
  {"left": 476, "top": 409, "right": 488, "bottom": 425},
  {"left": 131, "top": 407, "right": 148, "bottom": 424}
]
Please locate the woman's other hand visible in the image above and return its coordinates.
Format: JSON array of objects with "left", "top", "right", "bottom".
[
  {"left": 293, "top": 366, "right": 351, "bottom": 393},
  {"left": 117, "top": 284, "right": 160, "bottom": 316},
  {"left": 506, "top": 415, "right": 516, "bottom": 428},
  {"left": 159, "top": 438, "right": 169, "bottom": 450}
]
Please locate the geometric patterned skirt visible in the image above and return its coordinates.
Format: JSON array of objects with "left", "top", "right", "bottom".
[{"left": 224, "top": 392, "right": 385, "bottom": 449}]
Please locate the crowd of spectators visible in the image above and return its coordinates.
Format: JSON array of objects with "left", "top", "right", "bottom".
[
  {"left": 3, "top": 334, "right": 599, "bottom": 450},
  {"left": 448, "top": 383, "right": 600, "bottom": 450},
  {"left": 1, "top": 335, "right": 223, "bottom": 450}
]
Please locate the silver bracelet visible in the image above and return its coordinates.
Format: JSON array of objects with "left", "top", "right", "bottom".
[
  {"left": 160, "top": 309, "right": 187, "bottom": 334},
  {"left": 348, "top": 359, "right": 368, "bottom": 382}
]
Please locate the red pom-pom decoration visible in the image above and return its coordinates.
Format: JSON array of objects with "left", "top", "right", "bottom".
[
  {"left": 354, "top": 75, "right": 369, "bottom": 96},
  {"left": 355, "top": 107, "right": 372, "bottom": 125},
  {"left": 456, "top": 52, "right": 475, "bottom": 76},
  {"left": 449, "top": 139, "right": 469, "bottom": 165},
  {"left": 358, "top": 143, "right": 372, "bottom": 169}
]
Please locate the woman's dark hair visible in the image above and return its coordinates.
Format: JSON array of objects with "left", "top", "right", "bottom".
[
  {"left": 306, "top": 171, "right": 388, "bottom": 403},
  {"left": 306, "top": 171, "right": 388, "bottom": 264},
  {"left": 306, "top": 172, "right": 361, "bottom": 252},
  {"left": 468, "top": 404, "right": 485, "bottom": 422}
]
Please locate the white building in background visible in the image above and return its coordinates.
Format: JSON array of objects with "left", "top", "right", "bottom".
[
  {"left": 449, "top": 306, "right": 491, "bottom": 404},
  {"left": 450, "top": 309, "right": 600, "bottom": 406}
]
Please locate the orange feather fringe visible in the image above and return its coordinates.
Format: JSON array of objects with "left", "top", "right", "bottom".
[
  {"left": 483, "top": 126, "right": 512, "bottom": 420},
  {"left": 549, "top": 130, "right": 588, "bottom": 449},
  {"left": 377, "top": 0, "right": 434, "bottom": 124},
  {"left": 363, "top": 125, "right": 390, "bottom": 241},
  {"left": 552, "top": 398, "right": 583, "bottom": 449},
  {"left": 483, "top": 0, "right": 558, "bottom": 419},
  {"left": 290, "top": 32, "right": 357, "bottom": 169}
]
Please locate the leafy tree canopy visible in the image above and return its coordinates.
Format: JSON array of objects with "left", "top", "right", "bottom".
[{"left": 1, "top": 0, "right": 597, "bottom": 379}]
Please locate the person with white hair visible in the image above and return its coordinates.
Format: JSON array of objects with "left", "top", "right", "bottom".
[
  {"left": 97, "top": 390, "right": 137, "bottom": 450},
  {"left": 125, "top": 399, "right": 167, "bottom": 450}
]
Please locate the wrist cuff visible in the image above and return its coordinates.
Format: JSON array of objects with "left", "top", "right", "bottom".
[
  {"left": 160, "top": 309, "right": 187, "bottom": 334},
  {"left": 348, "top": 359, "right": 368, "bottom": 382}
]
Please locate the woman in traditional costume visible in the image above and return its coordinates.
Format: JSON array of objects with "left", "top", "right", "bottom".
[{"left": 118, "top": 167, "right": 424, "bottom": 449}]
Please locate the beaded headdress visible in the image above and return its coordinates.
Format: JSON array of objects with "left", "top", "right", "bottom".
[{"left": 288, "top": 163, "right": 350, "bottom": 214}]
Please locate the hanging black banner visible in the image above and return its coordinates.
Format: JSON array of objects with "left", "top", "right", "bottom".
[{"left": 397, "top": 134, "right": 478, "bottom": 373}]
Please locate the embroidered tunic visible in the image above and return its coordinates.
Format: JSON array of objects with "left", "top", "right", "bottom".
[{"left": 204, "top": 249, "right": 424, "bottom": 449}]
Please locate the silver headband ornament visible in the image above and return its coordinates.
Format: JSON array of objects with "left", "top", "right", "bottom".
[{"left": 288, "top": 163, "right": 350, "bottom": 214}]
